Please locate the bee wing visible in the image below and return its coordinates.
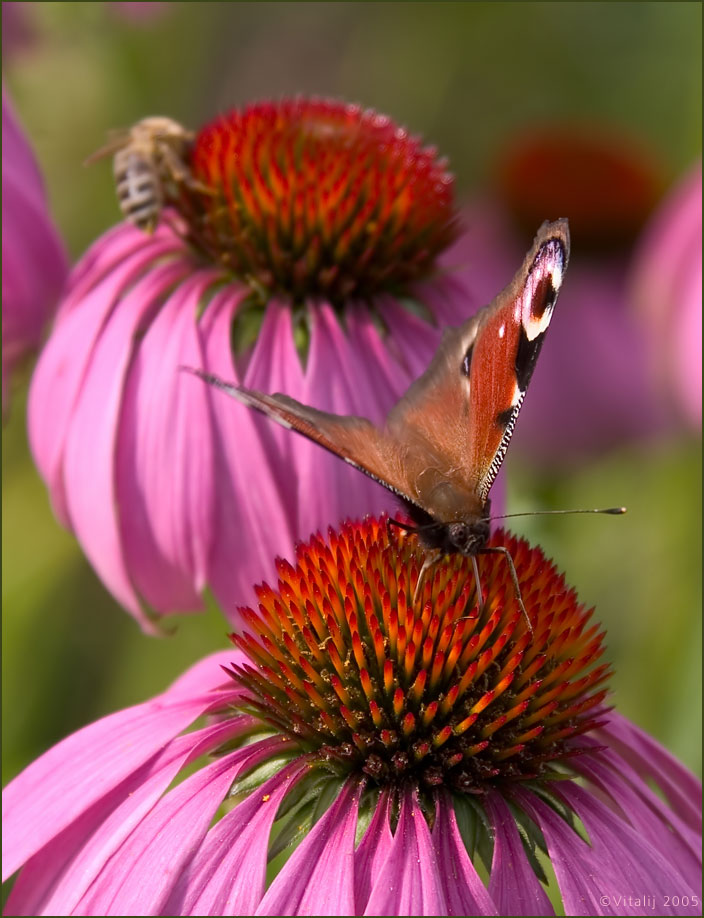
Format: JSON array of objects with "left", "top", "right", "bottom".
[{"left": 83, "top": 131, "right": 130, "bottom": 166}]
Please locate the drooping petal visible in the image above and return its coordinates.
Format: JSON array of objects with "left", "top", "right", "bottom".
[
  {"left": 484, "top": 791, "right": 554, "bottom": 916},
  {"left": 2, "top": 682, "right": 237, "bottom": 881},
  {"left": 74, "top": 737, "right": 290, "bottom": 916},
  {"left": 513, "top": 788, "right": 609, "bottom": 917},
  {"left": 364, "top": 787, "right": 446, "bottom": 917},
  {"left": 163, "top": 759, "right": 309, "bottom": 916},
  {"left": 297, "top": 303, "right": 395, "bottom": 536},
  {"left": 28, "top": 241, "right": 185, "bottom": 528},
  {"left": 243, "top": 299, "right": 306, "bottom": 516},
  {"left": 555, "top": 781, "right": 700, "bottom": 909},
  {"left": 573, "top": 743, "right": 702, "bottom": 892},
  {"left": 599, "top": 712, "right": 702, "bottom": 833},
  {"left": 199, "top": 292, "right": 296, "bottom": 618},
  {"left": 2, "top": 89, "right": 67, "bottom": 410},
  {"left": 6, "top": 718, "right": 251, "bottom": 916},
  {"left": 354, "top": 791, "right": 393, "bottom": 914},
  {"left": 432, "top": 794, "right": 497, "bottom": 916},
  {"left": 256, "top": 777, "right": 363, "bottom": 916},
  {"left": 376, "top": 295, "right": 440, "bottom": 380},
  {"left": 116, "top": 270, "right": 221, "bottom": 612},
  {"left": 60, "top": 262, "right": 197, "bottom": 628}
]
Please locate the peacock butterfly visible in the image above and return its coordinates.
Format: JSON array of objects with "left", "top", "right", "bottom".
[{"left": 186, "top": 219, "right": 571, "bottom": 625}]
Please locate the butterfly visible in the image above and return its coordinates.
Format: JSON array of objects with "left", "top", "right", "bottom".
[{"left": 185, "top": 219, "right": 570, "bottom": 627}]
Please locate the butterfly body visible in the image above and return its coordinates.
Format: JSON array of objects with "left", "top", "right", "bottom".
[{"left": 185, "top": 219, "right": 570, "bottom": 609}]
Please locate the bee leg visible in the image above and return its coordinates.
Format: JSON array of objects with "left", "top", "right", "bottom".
[{"left": 161, "top": 145, "right": 217, "bottom": 196}]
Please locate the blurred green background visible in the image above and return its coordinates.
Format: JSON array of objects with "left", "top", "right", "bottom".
[{"left": 2, "top": 0, "right": 701, "bottom": 795}]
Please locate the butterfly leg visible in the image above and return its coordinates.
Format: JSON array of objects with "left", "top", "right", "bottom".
[
  {"left": 413, "top": 549, "right": 441, "bottom": 607},
  {"left": 479, "top": 546, "right": 533, "bottom": 634},
  {"left": 471, "top": 554, "right": 484, "bottom": 613}
]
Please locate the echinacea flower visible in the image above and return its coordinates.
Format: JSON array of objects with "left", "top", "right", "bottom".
[
  {"left": 631, "top": 162, "right": 702, "bottom": 430},
  {"left": 2, "top": 87, "right": 67, "bottom": 415},
  {"left": 447, "top": 125, "right": 671, "bottom": 463},
  {"left": 3, "top": 519, "right": 700, "bottom": 916},
  {"left": 27, "top": 98, "right": 480, "bottom": 633}
]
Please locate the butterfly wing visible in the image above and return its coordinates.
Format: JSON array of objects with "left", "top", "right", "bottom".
[
  {"left": 386, "top": 219, "right": 570, "bottom": 508},
  {"left": 183, "top": 369, "right": 420, "bottom": 503}
]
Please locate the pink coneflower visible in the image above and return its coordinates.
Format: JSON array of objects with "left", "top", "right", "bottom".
[
  {"left": 27, "top": 98, "right": 476, "bottom": 633},
  {"left": 448, "top": 125, "right": 671, "bottom": 463},
  {"left": 631, "top": 162, "right": 702, "bottom": 431},
  {"left": 3, "top": 519, "right": 700, "bottom": 915},
  {"left": 2, "top": 87, "right": 68, "bottom": 416}
]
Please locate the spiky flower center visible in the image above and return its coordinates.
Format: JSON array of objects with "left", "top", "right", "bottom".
[
  {"left": 230, "top": 518, "right": 610, "bottom": 793},
  {"left": 178, "top": 99, "right": 458, "bottom": 302}
]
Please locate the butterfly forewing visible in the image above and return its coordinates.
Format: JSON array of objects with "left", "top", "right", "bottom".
[{"left": 466, "top": 222, "right": 569, "bottom": 499}]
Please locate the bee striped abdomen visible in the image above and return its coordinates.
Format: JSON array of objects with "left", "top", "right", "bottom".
[{"left": 114, "top": 151, "right": 162, "bottom": 232}]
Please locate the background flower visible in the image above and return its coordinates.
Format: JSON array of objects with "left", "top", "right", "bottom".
[
  {"left": 2, "top": 2, "right": 700, "bottom": 834},
  {"left": 631, "top": 162, "right": 702, "bottom": 431},
  {"left": 1, "top": 87, "right": 67, "bottom": 415},
  {"left": 3, "top": 521, "right": 701, "bottom": 915}
]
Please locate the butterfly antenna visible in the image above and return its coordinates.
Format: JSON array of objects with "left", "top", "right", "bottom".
[
  {"left": 479, "top": 546, "right": 533, "bottom": 634},
  {"left": 484, "top": 507, "right": 626, "bottom": 522}
]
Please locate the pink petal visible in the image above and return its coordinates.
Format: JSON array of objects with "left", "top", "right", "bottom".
[
  {"left": 6, "top": 718, "right": 251, "bottom": 916},
  {"left": 377, "top": 296, "right": 441, "bottom": 379},
  {"left": 58, "top": 221, "right": 183, "bottom": 320},
  {"left": 364, "top": 787, "right": 446, "bottom": 917},
  {"left": 75, "top": 737, "right": 289, "bottom": 916},
  {"left": 599, "top": 713, "right": 702, "bottom": 833},
  {"left": 556, "top": 781, "right": 700, "bottom": 906},
  {"left": 164, "top": 759, "right": 309, "bottom": 916},
  {"left": 244, "top": 300, "right": 306, "bottom": 508},
  {"left": 484, "top": 791, "right": 554, "bottom": 916},
  {"left": 28, "top": 244, "right": 186, "bottom": 529},
  {"left": 513, "top": 788, "right": 608, "bottom": 916},
  {"left": 116, "top": 270, "right": 221, "bottom": 612},
  {"left": 59, "top": 263, "right": 195, "bottom": 628},
  {"left": 1, "top": 90, "right": 67, "bottom": 406},
  {"left": 432, "top": 795, "right": 497, "bottom": 916},
  {"left": 297, "top": 303, "right": 395, "bottom": 537},
  {"left": 164, "top": 649, "right": 247, "bottom": 697},
  {"left": 198, "top": 291, "right": 296, "bottom": 619},
  {"left": 573, "top": 744, "right": 701, "bottom": 891},
  {"left": 2, "top": 686, "right": 231, "bottom": 881},
  {"left": 256, "top": 778, "right": 363, "bottom": 916},
  {"left": 354, "top": 791, "right": 393, "bottom": 913}
]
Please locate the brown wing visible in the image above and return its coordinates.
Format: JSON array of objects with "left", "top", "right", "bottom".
[
  {"left": 386, "top": 219, "right": 570, "bottom": 507},
  {"left": 182, "top": 368, "right": 424, "bottom": 506}
]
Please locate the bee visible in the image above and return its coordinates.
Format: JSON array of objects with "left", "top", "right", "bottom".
[{"left": 86, "top": 117, "right": 198, "bottom": 233}]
